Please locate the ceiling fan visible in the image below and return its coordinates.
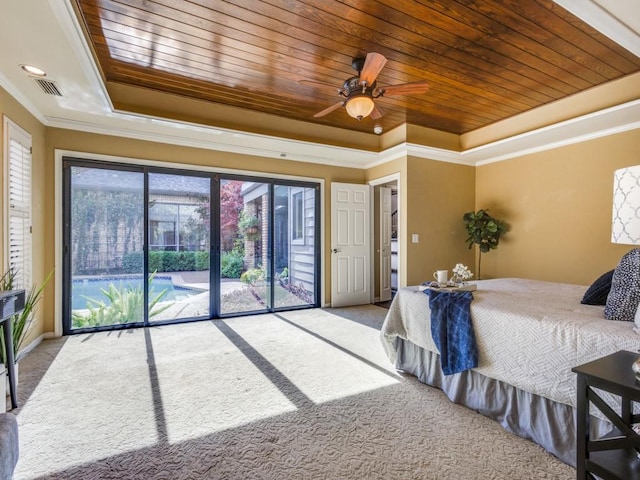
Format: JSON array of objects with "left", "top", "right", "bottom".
[{"left": 305, "top": 52, "right": 430, "bottom": 121}]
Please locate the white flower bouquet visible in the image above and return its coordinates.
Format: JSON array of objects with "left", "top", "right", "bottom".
[{"left": 451, "top": 263, "right": 473, "bottom": 284}]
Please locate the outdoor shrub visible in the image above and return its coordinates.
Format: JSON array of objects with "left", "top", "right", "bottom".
[
  {"left": 240, "top": 266, "right": 266, "bottom": 286},
  {"left": 122, "top": 252, "right": 143, "bottom": 273},
  {"left": 175, "top": 252, "right": 196, "bottom": 271},
  {"left": 148, "top": 251, "right": 164, "bottom": 272},
  {"left": 221, "top": 250, "right": 244, "bottom": 278},
  {"left": 195, "top": 251, "right": 210, "bottom": 271},
  {"left": 123, "top": 251, "right": 210, "bottom": 273},
  {"left": 277, "top": 267, "right": 289, "bottom": 283}
]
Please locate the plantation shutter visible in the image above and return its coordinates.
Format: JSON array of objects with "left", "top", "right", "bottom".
[{"left": 4, "top": 117, "right": 32, "bottom": 290}]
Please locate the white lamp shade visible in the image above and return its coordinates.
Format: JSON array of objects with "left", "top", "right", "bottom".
[
  {"left": 345, "top": 95, "right": 374, "bottom": 120},
  {"left": 612, "top": 166, "right": 640, "bottom": 245}
]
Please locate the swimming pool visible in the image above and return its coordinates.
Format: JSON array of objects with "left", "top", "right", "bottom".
[{"left": 71, "top": 276, "right": 205, "bottom": 310}]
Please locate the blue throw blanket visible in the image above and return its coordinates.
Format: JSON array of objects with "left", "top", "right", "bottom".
[{"left": 424, "top": 289, "right": 477, "bottom": 375}]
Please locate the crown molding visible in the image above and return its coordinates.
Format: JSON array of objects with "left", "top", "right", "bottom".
[
  {"left": 553, "top": 0, "right": 640, "bottom": 57},
  {"left": 37, "top": 98, "right": 640, "bottom": 170},
  {"left": 43, "top": 114, "right": 378, "bottom": 169},
  {"left": 367, "top": 99, "right": 640, "bottom": 168},
  {"left": 469, "top": 99, "right": 640, "bottom": 166}
]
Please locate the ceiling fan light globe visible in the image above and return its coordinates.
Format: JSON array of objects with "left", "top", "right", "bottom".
[{"left": 345, "top": 95, "right": 375, "bottom": 120}]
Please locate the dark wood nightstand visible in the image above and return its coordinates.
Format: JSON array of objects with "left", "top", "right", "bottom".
[{"left": 572, "top": 350, "right": 640, "bottom": 480}]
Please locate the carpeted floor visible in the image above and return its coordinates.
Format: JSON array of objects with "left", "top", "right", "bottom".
[{"left": 10, "top": 305, "right": 574, "bottom": 479}]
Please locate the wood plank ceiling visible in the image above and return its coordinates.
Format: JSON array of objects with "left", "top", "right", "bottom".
[{"left": 73, "top": 0, "right": 640, "bottom": 135}]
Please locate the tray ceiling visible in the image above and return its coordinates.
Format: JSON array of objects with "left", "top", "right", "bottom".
[{"left": 72, "top": 0, "right": 640, "bottom": 136}]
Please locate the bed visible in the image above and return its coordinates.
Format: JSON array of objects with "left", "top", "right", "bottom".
[{"left": 380, "top": 278, "right": 640, "bottom": 466}]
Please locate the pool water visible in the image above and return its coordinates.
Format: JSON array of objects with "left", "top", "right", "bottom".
[{"left": 71, "top": 276, "right": 204, "bottom": 310}]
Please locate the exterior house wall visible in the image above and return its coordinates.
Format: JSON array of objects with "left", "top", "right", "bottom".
[
  {"left": 241, "top": 185, "right": 317, "bottom": 296},
  {"left": 288, "top": 187, "right": 316, "bottom": 294}
]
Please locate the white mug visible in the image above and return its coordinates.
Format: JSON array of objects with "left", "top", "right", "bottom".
[{"left": 433, "top": 270, "right": 448, "bottom": 284}]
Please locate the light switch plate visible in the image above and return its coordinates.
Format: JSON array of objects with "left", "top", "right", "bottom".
[{"left": 412, "top": 234, "right": 419, "bottom": 243}]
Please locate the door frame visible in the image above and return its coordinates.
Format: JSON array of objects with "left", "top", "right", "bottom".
[
  {"left": 330, "top": 182, "right": 372, "bottom": 307},
  {"left": 369, "top": 173, "right": 401, "bottom": 300},
  {"left": 378, "top": 186, "right": 392, "bottom": 302}
]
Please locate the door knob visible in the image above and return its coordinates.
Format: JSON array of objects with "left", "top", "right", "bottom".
[{"left": 332, "top": 248, "right": 340, "bottom": 253}]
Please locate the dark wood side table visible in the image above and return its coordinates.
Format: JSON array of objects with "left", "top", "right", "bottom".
[
  {"left": 572, "top": 350, "right": 640, "bottom": 480},
  {"left": 0, "top": 290, "right": 25, "bottom": 410}
]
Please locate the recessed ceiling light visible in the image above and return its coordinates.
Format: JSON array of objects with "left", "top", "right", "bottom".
[{"left": 20, "top": 64, "right": 46, "bottom": 77}]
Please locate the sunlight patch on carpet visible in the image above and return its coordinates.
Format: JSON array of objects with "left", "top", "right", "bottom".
[
  {"left": 147, "top": 322, "right": 298, "bottom": 444},
  {"left": 226, "top": 313, "right": 400, "bottom": 405},
  {"left": 16, "top": 330, "right": 160, "bottom": 476}
]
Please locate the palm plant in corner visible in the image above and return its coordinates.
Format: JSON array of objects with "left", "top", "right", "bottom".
[
  {"left": 463, "top": 209, "right": 507, "bottom": 280},
  {"left": 0, "top": 267, "right": 53, "bottom": 363}
]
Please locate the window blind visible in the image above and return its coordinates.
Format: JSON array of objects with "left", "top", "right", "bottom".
[{"left": 4, "top": 118, "right": 32, "bottom": 289}]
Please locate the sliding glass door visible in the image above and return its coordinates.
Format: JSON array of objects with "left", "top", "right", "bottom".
[
  {"left": 63, "top": 159, "right": 320, "bottom": 334},
  {"left": 66, "top": 165, "right": 145, "bottom": 330},
  {"left": 219, "top": 179, "right": 271, "bottom": 315},
  {"left": 148, "top": 172, "right": 211, "bottom": 323},
  {"left": 273, "top": 184, "right": 317, "bottom": 309},
  {"left": 218, "top": 180, "right": 319, "bottom": 314}
]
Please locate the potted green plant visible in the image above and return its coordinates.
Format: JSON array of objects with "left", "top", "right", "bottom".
[
  {"left": 238, "top": 211, "right": 260, "bottom": 240},
  {"left": 463, "top": 209, "right": 507, "bottom": 279},
  {"left": 0, "top": 267, "right": 53, "bottom": 364}
]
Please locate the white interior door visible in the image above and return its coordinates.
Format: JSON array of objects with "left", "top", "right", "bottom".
[
  {"left": 379, "top": 186, "right": 392, "bottom": 302},
  {"left": 331, "top": 182, "right": 371, "bottom": 307}
]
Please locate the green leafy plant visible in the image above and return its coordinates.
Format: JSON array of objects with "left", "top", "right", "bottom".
[
  {"left": 0, "top": 267, "right": 54, "bottom": 362},
  {"left": 238, "top": 211, "right": 260, "bottom": 240},
  {"left": 277, "top": 267, "right": 289, "bottom": 283},
  {"left": 221, "top": 249, "right": 244, "bottom": 278},
  {"left": 240, "top": 266, "right": 266, "bottom": 286},
  {"left": 71, "top": 272, "right": 172, "bottom": 328},
  {"left": 463, "top": 209, "right": 507, "bottom": 279}
]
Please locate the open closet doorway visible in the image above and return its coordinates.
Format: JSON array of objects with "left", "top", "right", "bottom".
[{"left": 371, "top": 175, "right": 399, "bottom": 304}]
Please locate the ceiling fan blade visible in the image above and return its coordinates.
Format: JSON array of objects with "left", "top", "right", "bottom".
[
  {"left": 370, "top": 103, "right": 384, "bottom": 120},
  {"left": 313, "top": 101, "right": 344, "bottom": 118},
  {"left": 359, "top": 52, "right": 387, "bottom": 86},
  {"left": 299, "top": 79, "right": 341, "bottom": 92},
  {"left": 378, "top": 80, "right": 430, "bottom": 96}
]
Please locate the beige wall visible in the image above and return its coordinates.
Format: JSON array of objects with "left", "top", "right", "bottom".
[
  {"left": 366, "top": 156, "right": 475, "bottom": 287},
  {"left": 0, "top": 87, "right": 48, "bottom": 348},
  {"left": 476, "top": 129, "right": 640, "bottom": 285},
  {"left": 405, "top": 157, "right": 475, "bottom": 286}
]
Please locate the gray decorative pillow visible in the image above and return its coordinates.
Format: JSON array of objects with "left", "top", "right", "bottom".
[{"left": 605, "top": 249, "right": 640, "bottom": 322}]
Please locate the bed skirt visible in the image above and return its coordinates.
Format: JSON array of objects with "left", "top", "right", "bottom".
[{"left": 394, "top": 337, "right": 612, "bottom": 467}]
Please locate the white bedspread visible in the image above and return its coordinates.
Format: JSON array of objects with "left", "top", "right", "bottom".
[{"left": 381, "top": 278, "right": 640, "bottom": 408}]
